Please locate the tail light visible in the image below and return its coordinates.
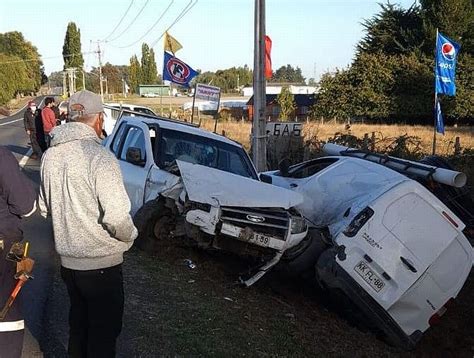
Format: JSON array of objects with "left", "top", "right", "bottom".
[
  {"left": 343, "top": 207, "right": 374, "bottom": 237},
  {"left": 429, "top": 298, "right": 455, "bottom": 326}
]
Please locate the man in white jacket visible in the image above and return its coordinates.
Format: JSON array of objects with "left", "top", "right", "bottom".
[{"left": 39, "top": 90, "right": 137, "bottom": 357}]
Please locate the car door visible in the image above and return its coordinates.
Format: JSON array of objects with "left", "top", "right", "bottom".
[{"left": 110, "top": 121, "right": 154, "bottom": 214}]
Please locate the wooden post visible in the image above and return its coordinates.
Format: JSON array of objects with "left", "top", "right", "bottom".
[
  {"left": 363, "top": 133, "right": 369, "bottom": 150},
  {"left": 454, "top": 136, "right": 461, "bottom": 156},
  {"left": 370, "top": 132, "right": 376, "bottom": 151}
]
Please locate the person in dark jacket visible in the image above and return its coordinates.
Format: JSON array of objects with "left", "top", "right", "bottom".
[
  {"left": 23, "top": 101, "right": 42, "bottom": 160},
  {"left": 0, "top": 146, "right": 36, "bottom": 358},
  {"left": 34, "top": 108, "right": 47, "bottom": 153}
]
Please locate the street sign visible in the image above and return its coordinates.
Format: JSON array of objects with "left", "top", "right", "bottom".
[
  {"left": 266, "top": 122, "right": 303, "bottom": 137},
  {"left": 195, "top": 83, "right": 221, "bottom": 102}
]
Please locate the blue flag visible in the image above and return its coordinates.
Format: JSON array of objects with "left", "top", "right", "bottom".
[
  {"left": 435, "top": 99, "right": 445, "bottom": 135},
  {"left": 435, "top": 32, "right": 460, "bottom": 96},
  {"left": 163, "top": 51, "right": 198, "bottom": 87}
]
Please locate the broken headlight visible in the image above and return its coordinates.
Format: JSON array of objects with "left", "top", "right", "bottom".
[{"left": 291, "top": 215, "right": 307, "bottom": 234}]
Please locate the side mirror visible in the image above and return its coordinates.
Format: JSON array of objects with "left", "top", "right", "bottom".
[
  {"left": 259, "top": 173, "right": 273, "bottom": 184},
  {"left": 126, "top": 147, "right": 145, "bottom": 166}
]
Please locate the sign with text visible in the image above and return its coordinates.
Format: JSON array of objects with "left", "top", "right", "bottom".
[
  {"left": 266, "top": 122, "right": 303, "bottom": 137},
  {"left": 195, "top": 83, "right": 221, "bottom": 102}
]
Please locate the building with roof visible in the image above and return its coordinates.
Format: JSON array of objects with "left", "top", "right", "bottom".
[{"left": 246, "top": 93, "right": 316, "bottom": 121}]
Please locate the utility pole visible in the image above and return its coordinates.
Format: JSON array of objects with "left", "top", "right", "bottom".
[
  {"left": 97, "top": 41, "right": 104, "bottom": 101},
  {"left": 252, "top": 0, "right": 267, "bottom": 171}
]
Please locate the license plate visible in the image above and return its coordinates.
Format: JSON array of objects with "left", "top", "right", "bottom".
[
  {"left": 252, "top": 232, "right": 272, "bottom": 247},
  {"left": 354, "top": 260, "right": 385, "bottom": 292}
]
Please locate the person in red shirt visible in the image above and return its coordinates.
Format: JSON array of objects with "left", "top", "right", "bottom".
[{"left": 41, "top": 97, "right": 56, "bottom": 148}]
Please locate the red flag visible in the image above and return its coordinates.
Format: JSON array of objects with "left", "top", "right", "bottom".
[{"left": 264, "top": 35, "right": 272, "bottom": 79}]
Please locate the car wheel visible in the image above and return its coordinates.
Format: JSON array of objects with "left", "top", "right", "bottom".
[
  {"left": 133, "top": 199, "right": 176, "bottom": 251},
  {"left": 277, "top": 229, "right": 328, "bottom": 279}
]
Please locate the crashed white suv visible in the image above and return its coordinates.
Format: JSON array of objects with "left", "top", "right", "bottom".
[{"left": 103, "top": 114, "right": 309, "bottom": 285}]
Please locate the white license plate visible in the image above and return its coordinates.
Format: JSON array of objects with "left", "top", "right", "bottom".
[
  {"left": 354, "top": 260, "right": 385, "bottom": 292},
  {"left": 252, "top": 232, "right": 273, "bottom": 247}
]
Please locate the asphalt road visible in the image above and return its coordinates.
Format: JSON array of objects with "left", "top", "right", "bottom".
[{"left": 0, "top": 100, "right": 68, "bottom": 356}]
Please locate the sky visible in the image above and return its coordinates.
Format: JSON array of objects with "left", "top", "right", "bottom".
[{"left": 0, "top": 0, "right": 416, "bottom": 80}]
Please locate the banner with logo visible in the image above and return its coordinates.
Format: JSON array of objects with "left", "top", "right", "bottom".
[
  {"left": 435, "top": 32, "right": 460, "bottom": 96},
  {"left": 163, "top": 51, "right": 198, "bottom": 87},
  {"left": 195, "top": 83, "right": 221, "bottom": 102}
]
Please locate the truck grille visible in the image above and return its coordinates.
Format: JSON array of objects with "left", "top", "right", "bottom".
[{"left": 220, "top": 207, "right": 289, "bottom": 239}]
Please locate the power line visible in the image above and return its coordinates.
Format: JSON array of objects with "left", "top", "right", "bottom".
[
  {"left": 0, "top": 52, "right": 96, "bottom": 65},
  {"left": 102, "top": 0, "right": 136, "bottom": 41},
  {"left": 106, "top": 0, "right": 151, "bottom": 43},
  {"left": 115, "top": 0, "right": 175, "bottom": 49},
  {"left": 150, "top": 0, "right": 198, "bottom": 48}
]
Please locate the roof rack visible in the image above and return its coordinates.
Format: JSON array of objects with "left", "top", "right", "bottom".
[{"left": 104, "top": 104, "right": 200, "bottom": 128}]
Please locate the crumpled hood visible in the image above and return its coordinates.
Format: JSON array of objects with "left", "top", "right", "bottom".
[
  {"left": 176, "top": 160, "right": 303, "bottom": 209},
  {"left": 50, "top": 122, "right": 101, "bottom": 146}
]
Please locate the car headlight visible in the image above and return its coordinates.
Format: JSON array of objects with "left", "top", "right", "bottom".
[{"left": 291, "top": 215, "right": 307, "bottom": 234}]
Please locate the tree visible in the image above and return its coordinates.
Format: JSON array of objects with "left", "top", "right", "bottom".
[
  {"left": 129, "top": 55, "right": 141, "bottom": 93},
  {"left": 420, "top": 0, "right": 473, "bottom": 55},
  {"left": 277, "top": 86, "right": 296, "bottom": 120},
  {"left": 357, "top": 3, "right": 425, "bottom": 56},
  {"left": 271, "top": 65, "right": 305, "bottom": 83},
  {"left": 62, "top": 22, "right": 84, "bottom": 69},
  {"left": 140, "top": 43, "right": 158, "bottom": 84},
  {"left": 0, "top": 53, "right": 29, "bottom": 105},
  {"left": 0, "top": 31, "right": 43, "bottom": 92}
]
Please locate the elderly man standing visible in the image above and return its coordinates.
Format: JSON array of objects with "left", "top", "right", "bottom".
[{"left": 39, "top": 90, "right": 137, "bottom": 357}]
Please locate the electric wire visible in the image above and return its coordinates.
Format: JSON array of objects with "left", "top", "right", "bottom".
[
  {"left": 150, "top": 0, "right": 198, "bottom": 48},
  {"left": 115, "top": 0, "right": 175, "bottom": 49},
  {"left": 106, "top": 0, "right": 151, "bottom": 43},
  {"left": 0, "top": 52, "right": 96, "bottom": 65},
  {"left": 101, "top": 0, "right": 135, "bottom": 41}
]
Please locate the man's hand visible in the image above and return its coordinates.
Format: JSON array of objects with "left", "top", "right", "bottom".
[{"left": 26, "top": 130, "right": 31, "bottom": 135}]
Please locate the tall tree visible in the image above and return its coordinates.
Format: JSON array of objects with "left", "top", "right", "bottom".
[
  {"left": 357, "top": 3, "right": 425, "bottom": 56},
  {"left": 140, "top": 43, "right": 158, "bottom": 84},
  {"left": 148, "top": 48, "right": 158, "bottom": 83},
  {"left": 277, "top": 86, "right": 296, "bottom": 120},
  {"left": 129, "top": 55, "right": 141, "bottom": 93},
  {"left": 420, "top": 0, "right": 473, "bottom": 52},
  {"left": 62, "top": 22, "right": 84, "bottom": 69},
  {"left": 0, "top": 31, "right": 43, "bottom": 92},
  {"left": 0, "top": 53, "right": 29, "bottom": 105}
]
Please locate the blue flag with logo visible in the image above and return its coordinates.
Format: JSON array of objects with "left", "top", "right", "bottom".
[
  {"left": 163, "top": 51, "right": 198, "bottom": 87},
  {"left": 435, "top": 32, "right": 460, "bottom": 96},
  {"left": 435, "top": 99, "right": 444, "bottom": 134}
]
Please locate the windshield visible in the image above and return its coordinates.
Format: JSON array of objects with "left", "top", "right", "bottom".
[{"left": 159, "top": 128, "right": 257, "bottom": 180}]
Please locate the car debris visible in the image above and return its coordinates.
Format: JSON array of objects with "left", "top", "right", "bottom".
[
  {"left": 103, "top": 112, "right": 310, "bottom": 287},
  {"left": 263, "top": 143, "right": 474, "bottom": 350}
]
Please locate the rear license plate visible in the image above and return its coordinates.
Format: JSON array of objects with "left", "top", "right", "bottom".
[{"left": 354, "top": 260, "right": 385, "bottom": 292}]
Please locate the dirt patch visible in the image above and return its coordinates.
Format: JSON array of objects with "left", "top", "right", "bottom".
[{"left": 117, "top": 243, "right": 473, "bottom": 356}]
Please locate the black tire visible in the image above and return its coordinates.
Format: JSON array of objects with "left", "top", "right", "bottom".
[
  {"left": 133, "top": 199, "right": 176, "bottom": 252},
  {"left": 277, "top": 229, "right": 328, "bottom": 278}
]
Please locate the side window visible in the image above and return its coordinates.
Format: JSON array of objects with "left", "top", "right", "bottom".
[
  {"left": 119, "top": 127, "right": 147, "bottom": 163},
  {"left": 111, "top": 123, "right": 128, "bottom": 155}
]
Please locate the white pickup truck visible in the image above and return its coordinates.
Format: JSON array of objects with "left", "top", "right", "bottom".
[
  {"left": 262, "top": 143, "right": 473, "bottom": 349},
  {"left": 103, "top": 113, "right": 310, "bottom": 286}
]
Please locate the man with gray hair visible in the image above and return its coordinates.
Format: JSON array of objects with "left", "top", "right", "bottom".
[{"left": 39, "top": 90, "right": 137, "bottom": 357}]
